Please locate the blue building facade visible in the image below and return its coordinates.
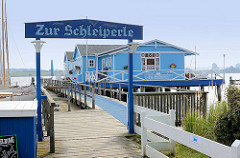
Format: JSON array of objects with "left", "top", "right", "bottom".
[{"left": 64, "top": 39, "right": 196, "bottom": 83}]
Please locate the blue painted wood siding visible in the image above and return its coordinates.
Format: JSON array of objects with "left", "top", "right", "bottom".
[{"left": 0, "top": 117, "right": 36, "bottom": 158}]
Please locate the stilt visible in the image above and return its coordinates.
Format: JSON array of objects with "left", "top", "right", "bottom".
[
  {"left": 217, "top": 85, "right": 221, "bottom": 102},
  {"left": 140, "top": 86, "right": 145, "bottom": 92}
]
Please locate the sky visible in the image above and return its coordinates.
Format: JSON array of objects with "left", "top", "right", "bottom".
[{"left": 5, "top": 0, "right": 240, "bottom": 70}]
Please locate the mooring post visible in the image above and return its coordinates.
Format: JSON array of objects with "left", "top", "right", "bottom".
[
  {"left": 68, "top": 83, "right": 71, "bottom": 111},
  {"left": 84, "top": 86, "right": 87, "bottom": 107},
  {"left": 119, "top": 84, "right": 122, "bottom": 101},
  {"left": 110, "top": 83, "right": 113, "bottom": 98},
  {"left": 92, "top": 82, "right": 95, "bottom": 109},
  {"left": 217, "top": 85, "right": 222, "bottom": 102}
]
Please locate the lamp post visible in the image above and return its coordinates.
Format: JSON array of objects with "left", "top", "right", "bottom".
[
  {"left": 31, "top": 39, "right": 45, "bottom": 141},
  {"left": 128, "top": 40, "right": 138, "bottom": 134},
  {"left": 223, "top": 54, "right": 226, "bottom": 83}
]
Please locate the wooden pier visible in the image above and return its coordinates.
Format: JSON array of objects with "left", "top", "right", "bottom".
[{"left": 37, "top": 90, "right": 141, "bottom": 157}]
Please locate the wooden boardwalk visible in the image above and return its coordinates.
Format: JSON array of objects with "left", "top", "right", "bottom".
[{"left": 37, "top": 91, "right": 141, "bottom": 158}]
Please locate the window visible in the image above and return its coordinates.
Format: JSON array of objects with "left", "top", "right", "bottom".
[
  {"left": 141, "top": 53, "right": 160, "bottom": 70},
  {"left": 106, "top": 58, "right": 109, "bottom": 67},
  {"left": 109, "top": 57, "right": 112, "bottom": 67},
  {"left": 88, "top": 59, "right": 95, "bottom": 68},
  {"left": 102, "top": 59, "right": 105, "bottom": 70}
]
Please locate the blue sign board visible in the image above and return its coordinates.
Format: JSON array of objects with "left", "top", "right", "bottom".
[{"left": 25, "top": 19, "right": 143, "bottom": 40}]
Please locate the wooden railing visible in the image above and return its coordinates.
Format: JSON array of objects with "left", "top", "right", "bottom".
[
  {"left": 133, "top": 91, "right": 208, "bottom": 125},
  {"left": 41, "top": 87, "right": 55, "bottom": 153},
  {"left": 41, "top": 78, "right": 95, "bottom": 110},
  {"left": 41, "top": 78, "right": 208, "bottom": 125}
]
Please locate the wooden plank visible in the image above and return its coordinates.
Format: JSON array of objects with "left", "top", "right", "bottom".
[{"left": 37, "top": 90, "right": 141, "bottom": 158}]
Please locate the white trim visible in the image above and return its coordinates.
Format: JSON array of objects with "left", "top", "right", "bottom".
[
  {"left": 96, "top": 54, "right": 98, "bottom": 80},
  {"left": 88, "top": 59, "right": 95, "bottom": 68},
  {"left": 141, "top": 53, "right": 160, "bottom": 71},
  {"left": 102, "top": 58, "right": 105, "bottom": 70}
]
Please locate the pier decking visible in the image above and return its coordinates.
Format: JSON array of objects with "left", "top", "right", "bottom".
[{"left": 37, "top": 90, "right": 141, "bottom": 158}]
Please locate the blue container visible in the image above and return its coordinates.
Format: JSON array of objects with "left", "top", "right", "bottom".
[{"left": 0, "top": 101, "right": 37, "bottom": 158}]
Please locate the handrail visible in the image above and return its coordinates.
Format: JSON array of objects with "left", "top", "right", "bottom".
[
  {"left": 41, "top": 78, "right": 95, "bottom": 110},
  {"left": 41, "top": 86, "right": 55, "bottom": 153}
]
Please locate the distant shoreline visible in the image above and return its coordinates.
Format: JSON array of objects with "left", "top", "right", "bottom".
[{"left": 10, "top": 71, "right": 64, "bottom": 77}]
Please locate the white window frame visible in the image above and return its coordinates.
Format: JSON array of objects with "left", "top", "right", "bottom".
[
  {"left": 141, "top": 53, "right": 160, "bottom": 71},
  {"left": 106, "top": 58, "right": 109, "bottom": 67},
  {"left": 102, "top": 58, "right": 105, "bottom": 70},
  {"left": 109, "top": 57, "right": 112, "bottom": 67},
  {"left": 88, "top": 59, "right": 95, "bottom": 68}
]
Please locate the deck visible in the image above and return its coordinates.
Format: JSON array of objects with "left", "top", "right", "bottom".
[{"left": 37, "top": 90, "right": 141, "bottom": 158}]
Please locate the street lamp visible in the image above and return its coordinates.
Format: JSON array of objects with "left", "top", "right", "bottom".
[
  {"left": 32, "top": 39, "right": 45, "bottom": 141},
  {"left": 129, "top": 42, "right": 139, "bottom": 54},
  {"left": 128, "top": 41, "right": 139, "bottom": 134},
  {"left": 223, "top": 54, "right": 226, "bottom": 83}
]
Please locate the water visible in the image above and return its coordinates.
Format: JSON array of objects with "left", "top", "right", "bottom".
[
  {"left": 10, "top": 76, "right": 63, "bottom": 87},
  {"left": 11, "top": 76, "right": 35, "bottom": 87}
]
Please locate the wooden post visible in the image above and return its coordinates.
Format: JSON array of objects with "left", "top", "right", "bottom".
[
  {"left": 217, "top": 85, "right": 222, "bottom": 102},
  {"left": 230, "top": 76, "right": 233, "bottom": 85},
  {"left": 142, "top": 86, "right": 146, "bottom": 92},
  {"left": 203, "top": 92, "right": 207, "bottom": 118},
  {"left": 98, "top": 82, "right": 100, "bottom": 95},
  {"left": 110, "top": 83, "right": 113, "bottom": 98},
  {"left": 70, "top": 83, "right": 73, "bottom": 103},
  {"left": 46, "top": 101, "right": 50, "bottom": 137},
  {"left": 92, "top": 82, "right": 95, "bottom": 109},
  {"left": 79, "top": 84, "right": 82, "bottom": 106},
  {"left": 103, "top": 82, "right": 106, "bottom": 96},
  {"left": 64, "top": 82, "right": 66, "bottom": 98},
  {"left": 90, "top": 81, "right": 92, "bottom": 92},
  {"left": 50, "top": 102, "right": 55, "bottom": 153},
  {"left": 68, "top": 83, "right": 71, "bottom": 111},
  {"left": 84, "top": 86, "right": 87, "bottom": 107},
  {"left": 119, "top": 84, "right": 122, "bottom": 101},
  {"left": 74, "top": 83, "right": 77, "bottom": 105}
]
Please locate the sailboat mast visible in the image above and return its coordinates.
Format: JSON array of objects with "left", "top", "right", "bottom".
[
  {"left": 4, "top": 0, "right": 10, "bottom": 85},
  {"left": 2, "top": 0, "right": 5, "bottom": 85},
  {"left": 0, "top": 38, "right": 2, "bottom": 84}
]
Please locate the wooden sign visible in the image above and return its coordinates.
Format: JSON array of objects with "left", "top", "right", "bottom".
[
  {"left": 0, "top": 135, "right": 18, "bottom": 158},
  {"left": 25, "top": 19, "right": 143, "bottom": 40}
]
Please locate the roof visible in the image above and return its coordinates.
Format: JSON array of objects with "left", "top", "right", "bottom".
[
  {"left": 65, "top": 51, "right": 74, "bottom": 61},
  {"left": 142, "top": 39, "right": 198, "bottom": 56},
  {"left": 0, "top": 101, "right": 37, "bottom": 117},
  {"left": 76, "top": 45, "right": 125, "bottom": 56},
  {"left": 94, "top": 39, "right": 198, "bottom": 56}
]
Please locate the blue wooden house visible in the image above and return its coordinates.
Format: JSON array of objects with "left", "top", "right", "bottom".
[
  {"left": 63, "top": 51, "right": 74, "bottom": 79},
  {"left": 65, "top": 39, "right": 198, "bottom": 84}
]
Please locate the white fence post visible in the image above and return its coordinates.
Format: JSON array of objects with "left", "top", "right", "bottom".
[
  {"left": 169, "top": 109, "right": 176, "bottom": 154},
  {"left": 231, "top": 140, "right": 240, "bottom": 158},
  {"left": 141, "top": 111, "right": 147, "bottom": 157}
]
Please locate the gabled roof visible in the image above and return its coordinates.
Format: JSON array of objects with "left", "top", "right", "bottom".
[
  {"left": 142, "top": 39, "right": 198, "bottom": 56},
  {"left": 97, "top": 39, "right": 198, "bottom": 56},
  {"left": 64, "top": 51, "right": 74, "bottom": 62},
  {"left": 77, "top": 45, "right": 125, "bottom": 56}
]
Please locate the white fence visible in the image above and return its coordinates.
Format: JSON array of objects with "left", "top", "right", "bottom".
[
  {"left": 141, "top": 110, "right": 240, "bottom": 158},
  {"left": 133, "top": 105, "right": 175, "bottom": 155},
  {"left": 85, "top": 69, "right": 224, "bottom": 82}
]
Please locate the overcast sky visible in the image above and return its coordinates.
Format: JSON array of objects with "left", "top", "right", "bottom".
[{"left": 5, "top": 0, "right": 240, "bottom": 70}]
